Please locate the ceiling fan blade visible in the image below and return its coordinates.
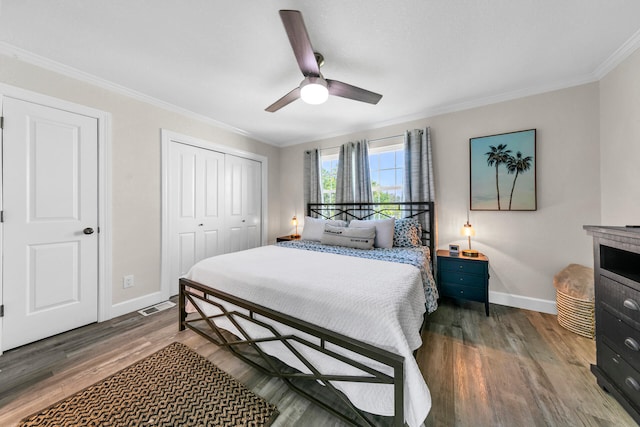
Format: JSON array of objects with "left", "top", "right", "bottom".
[
  {"left": 265, "top": 87, "right": 301, "bottom": 112},
  {"left": 327, "top": 80, "right": 383, "bottom": 105},
  {"left": 279, "top": 10, "right": 320, "bottom": 77}
]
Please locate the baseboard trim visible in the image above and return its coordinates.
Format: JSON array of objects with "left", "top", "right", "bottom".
[
  {"left": 489, "top": 290, "right": 557, "bottom": 315},
  {"left": 110, "top": 291, "right": 167, "bottom": 319},
  {"left": 111, "top": 290, "right": 556, "bottom": 319}
]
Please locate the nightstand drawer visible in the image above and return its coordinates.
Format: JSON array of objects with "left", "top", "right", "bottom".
[
  {"left": 439, "top": 283, "right": 485, "bottom": 302},
  {"left": 440, "top": 270, "right": 485, "bottom": 287},
  {"left": 439, "top": 258, "right": 486, "bottom": 276}
]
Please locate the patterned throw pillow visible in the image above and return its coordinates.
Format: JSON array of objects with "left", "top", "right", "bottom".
[{"left": 393, "top": 218, "right": 422, "bottom": 247}]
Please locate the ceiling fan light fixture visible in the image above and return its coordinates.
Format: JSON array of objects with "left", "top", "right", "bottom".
[{"left": 300, "top": 76, "right": 329, "bottom": 105}]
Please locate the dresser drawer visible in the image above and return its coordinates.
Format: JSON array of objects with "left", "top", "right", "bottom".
[
  {"left": 599, "top": 275, "right": 640, "bottom": 324},
  {"left": 599, "top": 342, "right": 640, "bottom": 408},
  {"left": 600, "top": 308, "right": 640, "bottom": 373},
  {"left": 439, "top": 282, "right": 485, "bottom": 302},
  {"left": 439, "top": 258, "right": 486, "bottom": 276},
  {"left": 440, "top": 270, "right": 485, "bottom": 288}
]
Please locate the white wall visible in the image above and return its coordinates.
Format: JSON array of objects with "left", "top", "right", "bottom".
[
  {"left": 0, "top": 53, "right": 281, "bottom": 309},
  {"left": 279, "top": 83, "right": 601, "bottom": 312},
  {"left": 5, "top": 43, "right": 635, "bottom": 316},
  {"left": 600, "top": 48, "right": 640, "bottom": 224}
]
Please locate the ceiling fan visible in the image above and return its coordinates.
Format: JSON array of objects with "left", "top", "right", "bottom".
[{"left": 265, "top": 10, "right": 383, "bottom": 112}]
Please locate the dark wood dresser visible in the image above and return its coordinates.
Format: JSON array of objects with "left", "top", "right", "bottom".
[{"left": 584, "top": 225, "right": 640, "bottom": 424}]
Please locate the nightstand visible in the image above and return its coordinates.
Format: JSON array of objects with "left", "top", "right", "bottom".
[
  {"left": 437, "top": 249, "right": 490, "bottom": 316},
  {"left": 276, "top": 235, "right": 301, "bottom": 242}
]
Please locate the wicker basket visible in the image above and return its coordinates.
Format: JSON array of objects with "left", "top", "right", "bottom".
[
  {"left": 556, "top": 288, "right": 595, "bottom": 339},
  {"left": 554, "top": 264, "right": 595, "bottom": 339}
]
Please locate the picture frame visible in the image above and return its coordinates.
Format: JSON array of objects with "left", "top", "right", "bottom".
[{"left": 470, "top": 129, "right": 536, "bottom": 211}]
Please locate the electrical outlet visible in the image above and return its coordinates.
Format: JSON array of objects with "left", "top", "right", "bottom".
[{"left": 123, "top": 275, "right": 134, "bottom": 289}]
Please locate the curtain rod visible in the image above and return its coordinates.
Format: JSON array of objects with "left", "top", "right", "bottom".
[{"left": 318, "top": 133, "right": 404, "bottom": 152}]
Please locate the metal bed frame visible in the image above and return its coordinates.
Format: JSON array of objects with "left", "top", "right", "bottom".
[
  {"left": 307, "top": 202, "right": 435, "bottom": 257},
  {"left": 179, "top": 202, "right": 435, "bottom": 426}
]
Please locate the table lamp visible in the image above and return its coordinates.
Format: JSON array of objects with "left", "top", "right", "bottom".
[
  {"left": 291, "top": 215, "right": 299, "bottom": 238},
  {"left": 461, "top": 220, "right": 479, "bottom": 257}
]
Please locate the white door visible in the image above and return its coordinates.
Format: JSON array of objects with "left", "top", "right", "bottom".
[
  {"left": 225, "top": 155, "right": 262, "bottom": 253},
  {"left": 2, "top": 97, "right": 98, "bottom": 351},
  {"left": 168, "top": 142, "right": 224, "bottom": 296}
]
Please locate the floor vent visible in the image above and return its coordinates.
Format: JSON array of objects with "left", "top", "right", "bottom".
[{"left": 138, "top": 301, "right": 176, "bottom": 316}]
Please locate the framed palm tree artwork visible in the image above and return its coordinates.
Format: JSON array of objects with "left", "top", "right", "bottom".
[{"left": 470, "top": 129, "right": 536, "bottom": 211}]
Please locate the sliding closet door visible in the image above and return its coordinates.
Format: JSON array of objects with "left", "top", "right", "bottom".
[
  {"left": 168, "top": 142, "right": 225, "bottom": 296},
  {"left": 225, "top": 154, "right": 262, "bottom": 253},
  {"left": 164, "top": 133, "right": 265, "bottom": 297}
]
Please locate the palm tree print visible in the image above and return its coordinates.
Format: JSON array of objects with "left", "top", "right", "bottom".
[
  {"left": 506, "top": 151, "right": 533, "bottom": 210},
  {"left": 485, "top": 144, "right": 512, "bottom": 210}
]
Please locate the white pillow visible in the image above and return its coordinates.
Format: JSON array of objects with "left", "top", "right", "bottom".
[
  {"left": 349, "top": 218, "right": 395, "bottom": 248},
  {"left": 301, "top": 216, "right": 347, "bottom": 241},
  {"left": 321, "top": 224, "right": 376, "bottom": 250}
]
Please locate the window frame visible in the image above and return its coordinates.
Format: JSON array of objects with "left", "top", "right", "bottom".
[{"left": 318, "top": 136, "right": 405, "bottom": 208}]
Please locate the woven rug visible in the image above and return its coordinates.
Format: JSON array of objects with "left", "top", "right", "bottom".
[{"left": 19, "top": 342, "right": 279, "bottom": 427}]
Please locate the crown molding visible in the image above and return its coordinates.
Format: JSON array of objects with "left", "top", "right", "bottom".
[
  {"left": 2, "top": 31, "right": 639, "bottom": 149},
  {"left": 273, "top": 32, "right": 640, "bottom": 147},
  {"left": 593, "top": 27, "right": 640, "bottom": 79},
  {"left": 0, "top": 42, "right": 275, "bottom": 146},
  {"left": 278, "top": 72, "right": 599, "bottom": 147}
]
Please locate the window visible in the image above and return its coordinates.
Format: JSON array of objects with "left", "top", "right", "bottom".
[
  {"left": 319, "top": 137, "right": 405, "bottom": 206},
  {"left": 368, "top": 139, "right": 404, "bottom": 203},
  {"left": 320, "top": 150, "right": 339, "bottom": 204}
]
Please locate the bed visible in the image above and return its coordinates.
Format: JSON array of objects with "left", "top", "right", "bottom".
[{"left": 179, "top": 202, "right": 436, "bottom": 426}]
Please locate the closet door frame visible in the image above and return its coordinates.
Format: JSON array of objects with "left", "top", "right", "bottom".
[{"left": 160, "top": 129, "right": 268, "bottom": 300}]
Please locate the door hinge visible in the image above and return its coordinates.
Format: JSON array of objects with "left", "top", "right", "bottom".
[
  {"left": 0, "top": 211, "right": 3, "bottom": 223},
  {"left": 0, "top": 305, "right": 4, "bottom": 317},
  {"left": 0, "top": 116, "right": 4, "bottom": 129}
]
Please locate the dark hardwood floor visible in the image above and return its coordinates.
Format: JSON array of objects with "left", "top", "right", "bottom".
[{"left": 0, "top": 298, "right": 635, "bottom": 426}]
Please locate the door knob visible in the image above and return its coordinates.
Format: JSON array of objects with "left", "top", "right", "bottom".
[{"left": 83, "top": 227, "right": 95, "bottom": 235}]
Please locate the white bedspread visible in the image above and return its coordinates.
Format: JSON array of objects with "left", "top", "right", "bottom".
[{"left": 185, "top": 245, "right": 431, "bottom": 427}]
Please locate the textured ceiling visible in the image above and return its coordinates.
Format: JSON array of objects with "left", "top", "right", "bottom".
[{"left": 1, "top": 0, "right": 640, "bottom": 146}]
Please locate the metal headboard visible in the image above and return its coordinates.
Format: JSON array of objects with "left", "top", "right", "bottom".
[{"left": 307, "top": 202, "right": 435, "bottom": 257}]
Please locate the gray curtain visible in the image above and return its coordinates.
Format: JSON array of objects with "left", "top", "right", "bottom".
[
  {"left": 354, "top": 141, "right": 373, "bottom": 205},
  {"left": 404, "top": 128, "right": 435, "bottom": 203},
  {"left": 303, "top": 149, "right": 321, "bottom": 215},
  {"left": 336, "top": 140, "right": 373, "bottom": 203},
  {"left": 336, "top": 140, "right": 373, "bottom": 219},
  {"left": 404, "top": 128, "right": 436, "bottom": 246},
  {"left": 336, "top": 143, "right": 353, "bottom": 204}
]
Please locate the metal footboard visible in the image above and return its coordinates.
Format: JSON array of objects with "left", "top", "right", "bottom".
[{"left": 179, "top": 278, "right": 405, "bottom": 427}]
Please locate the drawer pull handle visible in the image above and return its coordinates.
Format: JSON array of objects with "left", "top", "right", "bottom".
[
  {"left": 624, "top": 299, "right": 640, "bottom": 311},
  {"left": 626, "top": 377, "right": 640, "bottom": 391},
  {"left": 625, "top": 338, "right": 640, "bottom": 351}
]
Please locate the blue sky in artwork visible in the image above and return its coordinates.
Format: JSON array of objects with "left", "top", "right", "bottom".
[{"left": 471, "top": 129, "right": 536, "bottom": 210}]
